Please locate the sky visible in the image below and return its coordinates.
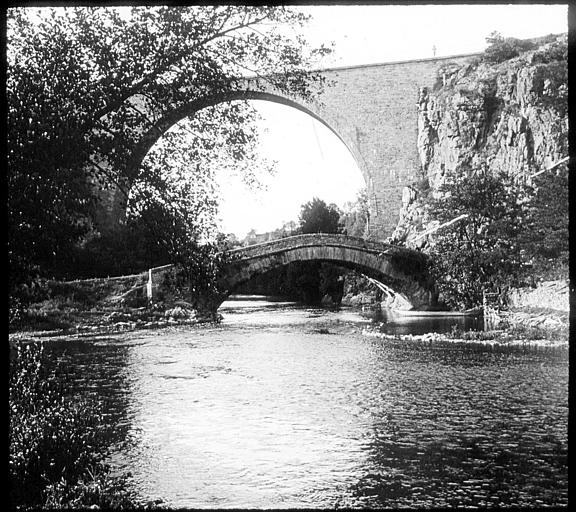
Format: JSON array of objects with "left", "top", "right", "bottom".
[{"left": 211, "top": 4, "right": 569, "bottom": 238}]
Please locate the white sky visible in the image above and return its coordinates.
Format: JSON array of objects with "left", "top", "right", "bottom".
[
  {"left": 212, "top": 4, "right": 569, "bottom": 238},
  {"left": 215, "top": 100, "right": 364, "bottom": 237}
]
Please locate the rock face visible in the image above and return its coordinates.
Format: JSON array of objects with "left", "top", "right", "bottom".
[
  {"left": 508, "top": 279, "right": 569, "bottom": 312},
  {"left": 391, "top": 34, "right": 568, "bottom": 245}
]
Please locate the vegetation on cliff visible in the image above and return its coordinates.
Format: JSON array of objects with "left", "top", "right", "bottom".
[
  {"left": 425, "top": 167, "right": 530, "bottom": 310},
  {"left": 392, "top": 33, "right": 568, "bottom": 309}
]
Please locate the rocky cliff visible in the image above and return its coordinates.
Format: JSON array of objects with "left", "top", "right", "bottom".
[{"left": 391, "top": 34, "right": 568, "bottom": 246}]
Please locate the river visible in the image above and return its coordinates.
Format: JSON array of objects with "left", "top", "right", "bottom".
[{"left": 45, "top": 296, "right": 568, "bottom": 508}]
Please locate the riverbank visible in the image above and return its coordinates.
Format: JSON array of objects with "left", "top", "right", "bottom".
[
  {"left": 360, "top": 304, "right": 568, "bottom": 348},
  {"left": 361, "top": 322, "right": 568, "bottom": 348},
  {"left": 10, "top": 301, "right": 569, "bottom": 350},
  {"left": 10, "top": 277, "right": 569, "bottom": 345},
  {"left": 9, "top": 302, "right": 218, "bottom": 344}
]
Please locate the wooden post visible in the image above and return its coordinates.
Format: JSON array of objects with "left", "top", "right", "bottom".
[
  {"left": 146, "top": 269, "right": 153, "bottom": 302},
  {"left": 483, "top": 290, "right": 502, "bottom": 330}
]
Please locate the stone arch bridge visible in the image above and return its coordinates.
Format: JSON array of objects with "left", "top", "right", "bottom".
[
  {"left": 150, "top": 233, "right": 436, "bottom": 310},
  {"left": 97, "top": 53, "right": 477, "bottom": 240}
]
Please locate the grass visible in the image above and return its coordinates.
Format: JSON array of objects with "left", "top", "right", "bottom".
[{"left": 447, "top": 321, "right": 568, "bottom": 343}]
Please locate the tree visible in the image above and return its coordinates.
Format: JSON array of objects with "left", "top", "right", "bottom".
[
  {"left": 483, "top": 31, "right": 536, "bottom": 64},
  {"left": 341, "top": 188, "right": 370, "bottom": 238},
  {"left": 519, "top": 164, "right": 569, "bottom": 280},
  {"left": 7, "top": 6, "right": 331, "bottom": 311},
  {"left": 299, "top": 197, "right": 342, "bottom": 234},
  {"left": 426, "top": 166, "right": 530, "bottom": 310}
]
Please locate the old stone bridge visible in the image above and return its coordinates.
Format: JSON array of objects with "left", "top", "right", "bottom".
[
  {"left": 150, "top": 233, "right": 436, "bottom": 310},
  {"left": 97, "top": 53, "right": 477, "bottom": 240}
]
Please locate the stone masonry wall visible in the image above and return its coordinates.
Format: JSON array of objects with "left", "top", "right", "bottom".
[{"left": 300, "top": 55, "right": 478, "bottom": 240}]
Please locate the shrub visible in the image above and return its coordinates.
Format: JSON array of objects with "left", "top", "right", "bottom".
[
  {"left": 9, "top": 342, "right": 139, "bottom": 509},
  {"left": 483, "top": 31, "right": 536, "bottom": 64}
]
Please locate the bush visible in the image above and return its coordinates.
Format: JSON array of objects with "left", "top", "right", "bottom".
[
  {"left": 9, "top": 257, "right": 51, "bottom": 327},
  {"left": 483, "top": 31, "right": 536, "bottom": 64},
  {"left": 9, "top": 342, "right": 140, "bottom": 509},
  {"left": 520, "top": 165, "right": 568, "bottom": 273}
]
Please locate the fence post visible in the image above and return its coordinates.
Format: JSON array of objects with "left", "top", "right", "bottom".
[
  {"left": 483, "top": 289, "right": 502, "bottom": 330},
  {"left": 147, "top": 269, "right": 153, "bottom": 302}
]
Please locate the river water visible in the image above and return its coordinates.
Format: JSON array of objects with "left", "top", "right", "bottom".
[{"left": 46, "top": 297, "right": 568, "bottom": 508}]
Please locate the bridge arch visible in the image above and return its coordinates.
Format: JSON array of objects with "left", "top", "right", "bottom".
[
  {"left": 107, "top": 88, "right": 366, "bottom": 225},
  {"left": 218, "top": 234, "right": 436, "bottom": 310},
  {"left": 99, "top": 55, "right": 478, "bottom": 238},
  {"left": 128, "top": 89, "right": 365, "bottom": 180}
]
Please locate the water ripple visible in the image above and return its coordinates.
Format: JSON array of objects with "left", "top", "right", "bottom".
[{"left": 45, "top": 301, "right": 568, "bottom": 508}]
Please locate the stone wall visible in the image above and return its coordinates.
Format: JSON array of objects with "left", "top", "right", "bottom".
[{"left": 313, "top": 57, "right": 476, "bottom": 238}]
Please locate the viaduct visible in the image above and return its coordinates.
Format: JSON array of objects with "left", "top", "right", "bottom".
[{"left": 98, "top": 53, "right": 477, "bottom": 240}]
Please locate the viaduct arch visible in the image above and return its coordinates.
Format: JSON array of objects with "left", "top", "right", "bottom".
[{"left": 99, "top": 53, "right": 477, "bottom": 240}]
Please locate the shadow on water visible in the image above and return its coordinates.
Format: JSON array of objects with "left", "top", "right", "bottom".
[{"left": 364, "top": 307, "right": 484, "bottom": 336}]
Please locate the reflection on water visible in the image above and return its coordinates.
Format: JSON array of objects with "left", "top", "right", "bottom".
[
  {"left": 45, "top": 297, "right": 568, "bottom": 508},
  {"left": 367, "top": 307, "right": 484, "bottom": 336}
]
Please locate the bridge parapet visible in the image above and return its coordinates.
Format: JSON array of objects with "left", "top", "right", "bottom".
[{"left": 227, "top": 233, "right": 414, "bottom": 261}]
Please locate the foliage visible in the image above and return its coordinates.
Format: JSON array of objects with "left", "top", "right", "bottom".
[
  {"left": 65, "top": 220, "right": 170, "bottom": 279},
  {"left": 9, "top": 342, "right": 140, "bottom": 509},
  {"left": 127, "top": 103, "right": 278, "bottom": 250},
  {"left": 158, "top": 238, "right": 232, "bottom": 318},
  {"left": 7, "top": 6, "right": 331, "bottom": 308},
  {"left": 483, "top": 31, "right": 536, "bottom": 64},
  {"left": 299, "top": 197, "right": 343, "bottom": 234},
  {"left": 530, "top": 35, "right": 567, "bottom": 64},
  {"left": 426, "top": 166, "right": 531, "bottom": 310},
  {"left": 519, "top": 164, "right": 569, "bottom": 280},
  {"left": 447, "top": 323, "right": 567, "bottom": 342},
  {"left": 42, "top": 467, "right": 144, "bottom": 510},
  {"left": 9, "top": 265, "right": 51, "bottom": 328},
  {"left": 341, "top": 188, "right": 370, "bottom": 238},
  {"left": 448, "top": 320, "right": 568, "bottom": 343}
]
